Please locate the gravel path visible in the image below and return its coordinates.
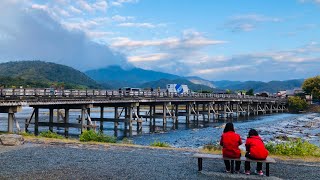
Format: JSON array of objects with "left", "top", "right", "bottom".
[{"left": 0, "top": 143, "right": 319, "bottom": 180}]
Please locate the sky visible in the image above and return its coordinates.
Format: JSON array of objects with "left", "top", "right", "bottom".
[{"left": 0, "top": 0, "right": 320, "bottom": 81}]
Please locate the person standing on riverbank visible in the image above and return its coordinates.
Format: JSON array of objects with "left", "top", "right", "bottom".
[
  {"left": 244, "top": 129, "right": 269, "bottom": 176},
  {"left": 220, "top": 122, "right": 242, "bottom": 173}
]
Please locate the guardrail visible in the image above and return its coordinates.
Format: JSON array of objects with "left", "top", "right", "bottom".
[{"left": 0, "top": 88, "right": 284, "bottom": 101}]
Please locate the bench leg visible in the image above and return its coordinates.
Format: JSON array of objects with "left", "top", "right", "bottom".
[
  {"left": 266, "top": 163, "right": 269, "bottom": 176},
  {"left": 198, "top": 158, "right": 203, "bottom": 171}
]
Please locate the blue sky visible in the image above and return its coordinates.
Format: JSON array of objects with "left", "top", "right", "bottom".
[{"left": 0, "top": 0, "right": 320, "bottom": 81}]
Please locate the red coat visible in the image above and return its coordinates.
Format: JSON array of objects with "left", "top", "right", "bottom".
[
  {"left": 245, "top": 136, "right": 268, "bottom": 160},
  {"left": 220, "top": 131, "right": 242, "bottom": 158}
]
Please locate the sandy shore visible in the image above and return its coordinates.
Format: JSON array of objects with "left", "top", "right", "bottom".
[{"left": 0, "top": 141, "right": 319, "bottom": 180}]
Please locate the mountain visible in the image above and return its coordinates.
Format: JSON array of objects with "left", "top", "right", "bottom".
[
  {"left": 211, "top": 80, "right": 242, "bottom": 89},
  {"left": 85, "top": 65, "right": 180, "bottom": 88},
  {"left": 186, "top": 76, "right": 215, "bottom": 88},
  {"left": 0, "top": 61, "right": 101, "bottom": 89},
  {"left": 212, "top": 79, "right": 304, "bottom": 93},
  {"left": 140, "top": 78, "right": 216, "bottom": 92}
]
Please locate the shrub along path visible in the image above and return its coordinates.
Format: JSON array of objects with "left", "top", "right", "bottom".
[{"left": 0, "top": 142, "right": 319, "bottom": 180}]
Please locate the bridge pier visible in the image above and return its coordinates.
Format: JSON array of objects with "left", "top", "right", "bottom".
[
  {"left": 8, "top": 113, "right": 14, "bottom": 133},
  {"left": 114, "top": 107, "right": 119, "bottom": 137},
  {"left": 0, "top": 106, "right": 22, "bottom": 133},
  {"left": 49, "top": 108, "right": 54, "bottom": 132},
  {"left": 163, "top": 103, "right": 167, "bottom": 129},
  {"left": 100, "top": 106, "right": 104, "bottom": 132},
  {"left": 35, "top": 107, "right": 39, "bottom": 135},
  {"left": 64, "top": 108, "right": 69, "bottom": 137}
]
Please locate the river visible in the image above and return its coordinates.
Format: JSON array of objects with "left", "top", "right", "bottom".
[
  {"left": 0, "top": 107, "right": 319, "bottom": 148},
  {"left": 131, "top": 113, "right": 320, "bottom": 148}
]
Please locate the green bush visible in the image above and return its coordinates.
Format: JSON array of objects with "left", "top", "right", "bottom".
[
  {"left": 39, "top": 131, "right": 64, "bottom": 139},
  {"left": 79, "top": 130, "right": 116, "bottom": 143},
  {"left": 150, "top": 141, "right": 170, "bottom": 147},
  {"left": 266, "top": 138, "right": 320, "bottom": 157},
  {"left": 288, "top": 96, "right": 308, "bottom": 113}
]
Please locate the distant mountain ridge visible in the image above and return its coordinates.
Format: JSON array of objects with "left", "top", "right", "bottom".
[
  {"left": 212, "top": 79, "right": 304, "bottom": 93},
  {"left": 86, "top": 65, "right": 304, "bottom": 92},
  {"left": 85, "top": 65, "right": 180, "bottom": 88},
  {"left": 0, "top": 61, "right": 304, "bottom": 92}
]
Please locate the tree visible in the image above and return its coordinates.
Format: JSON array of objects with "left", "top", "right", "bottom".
[
  {"left": 226, "top": 89, "right": 232, "bottom": 94},
  {"left": 246, "top": 89, "right": 254, "bottom": 96},
  {"left": 302, "top": 76, "right": 320, "bottom": 100},
  {"left": 288, "top": 96, "right": 308, "bottom": 113}
]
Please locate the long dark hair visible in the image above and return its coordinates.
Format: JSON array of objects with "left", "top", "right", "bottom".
[
  {"left": 248, "top": 129, "right": 259, "bottom": 137},
  {"left": 223, "top": 122, "right": 235, "bottom": 133}
]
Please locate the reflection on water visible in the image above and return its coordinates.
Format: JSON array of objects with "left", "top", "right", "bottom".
[{"left": 0, "top": 107, "right": 319, "bottom": 148}]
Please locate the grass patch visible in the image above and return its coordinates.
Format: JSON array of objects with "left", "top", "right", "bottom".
[
  {"left": 266, "top": 138, "right": 320, "bottom": 157},
  {"left": 39, "top": 131, "right": 64, "bottom": 139},
  {"left": 201, "top": 141, "right": 222, "bottom": 154},
  {"left": 19, "top": 131, "right": 35, "bottom": 137},
  {"left": 79, "top": 130, "right": 116, "bottom": 143},
  {"left": 203, "top": 141, "right": 222, "bottom": 151},
  {"left": 121, "top": 137, "right": 134, "bottom": 144},
  {"left": 150, "top": 141, "right": 170, "bottom": 147}
]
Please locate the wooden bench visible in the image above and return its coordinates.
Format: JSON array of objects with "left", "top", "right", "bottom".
[{"left": 193, "top": 153, "right": 276, "bottom": 176}]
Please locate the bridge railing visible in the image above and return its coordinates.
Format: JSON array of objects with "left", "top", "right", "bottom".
[{"left": 0, "top": 88, "right": 283, "bottom": 102}]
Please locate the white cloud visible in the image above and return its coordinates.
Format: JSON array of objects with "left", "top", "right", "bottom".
[
  {"left": 112, "top": 31, "right": 226, "bottom": 49},
  {"left": 62, "top": 17, "right": 109, "bottom": 31},
  {"left": 69, "top": 6, "right": 82, "bottom": 14},
  {"left": 112, "top": 37, "right": 179, "bottom": 48},
  {"left": 31, "top": 4, "right": 48, "bottom": 11},
  {"left": 117, "top": 22, "right": 165, "bottom": 28},
  {"left": 0, "top": 2, "right": 128, "bottom": 71},
  {"left": 78, "top": 0, "right": 94, "bottom": 12},
  {"left": 299, "top": 0, "right": 320, "bottom": 4},
  {"left": 77, "top": 0, "right": 108, "bottom": 12},
  {"left": 111, "top": 0, "right": 139, "bottom": 7},
  {"left": 231, "top": 14, "right": 281, "bottom": 23},
  {"left": 55, "top": 7, "right": 71, "bottom": 17},
  {"left": 225, "top": 14, "right": 282, "bottom": 32},
  {"left": 128, "top": 53, "right": 170, "bottom": 62},
  {"left": 198, "top": 65, "right": 251, "bottom": 74},
  {"left": 112, "top": 15, "right": 134, "bottom": 22},
  {"left": 86, "top": 31, "right": 115, "bottom": 38}
]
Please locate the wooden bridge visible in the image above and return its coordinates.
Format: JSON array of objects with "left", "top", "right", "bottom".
[{"left": 0, "top": 88, "right": 288, "bottom": 137}]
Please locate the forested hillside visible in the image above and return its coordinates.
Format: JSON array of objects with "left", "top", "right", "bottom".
[{"left": 0, "top": 61, "right": 101, "bottom": 89}]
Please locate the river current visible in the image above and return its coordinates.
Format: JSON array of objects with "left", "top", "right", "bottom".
[{"left": 0, "top": 107, "right": 319, "bottom": 148}]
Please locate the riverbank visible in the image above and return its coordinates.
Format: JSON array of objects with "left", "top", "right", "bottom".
[
  {"left": 1, "top": 140, "right": 320, "bottom": 180},
  {"left": 307, "top": 104, "right": 320, "bottom": 113}
]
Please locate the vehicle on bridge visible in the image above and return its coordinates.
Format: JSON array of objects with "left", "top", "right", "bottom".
[
  {"left": 166, "top": 84, "right": 190, "bottom": 95},
  {"left": 119, "top": 87, "right": 142, "bottom": 96}
]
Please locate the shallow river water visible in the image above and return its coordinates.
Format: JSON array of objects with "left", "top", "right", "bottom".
[
  {"left": 131, "top": 113, "right": 320, "bottom": 148},
  {"left": 0, "top": 107, "right": 319, "bottom": 149}
]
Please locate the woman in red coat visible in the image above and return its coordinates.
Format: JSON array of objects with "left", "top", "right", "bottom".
[
  {"left": 244, "top": 129, "right": 269, "bottom": 176},
  {"left": 220, "top": 122, "right": 242, "bottom": 173}
]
